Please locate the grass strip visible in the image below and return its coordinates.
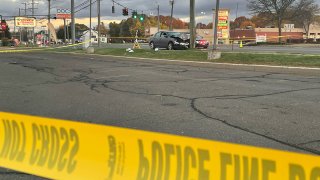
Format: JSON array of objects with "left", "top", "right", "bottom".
[{"left": 50, "top": 47, "right": 320, "bottom": 68}]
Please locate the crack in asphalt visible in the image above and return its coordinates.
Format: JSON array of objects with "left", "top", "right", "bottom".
[
  {"left": 68, "top": 70, "right": 320, "bottom": 154},
  {"left": 298, "top": 140, "right": 320, "bottom": 146},
  {"left": 8, "top": 62, "right": 65, "bottom": 78},
  {"left": 190, "top": 98, "right": 320, "bottom": 155},
  {"left": 101, "top": 81, "right": 320, "bottom": 154}
]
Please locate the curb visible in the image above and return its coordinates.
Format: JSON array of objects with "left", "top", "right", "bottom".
[{"left": 53, "top": 51, "right": 320, "bottom": 76}]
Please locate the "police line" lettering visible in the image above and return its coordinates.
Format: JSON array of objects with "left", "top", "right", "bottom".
[
  {"left": 0, "top": 119, "right": 79, "bottom": 174},
  {"left": 29, "top": 123, "right": 79, "bottom": 173},
  {"left": 136, "top": 139, "right": 210, "bottom": 180},
  {"left": 0, "top": 119, "right": 26, "bottom": 162}
]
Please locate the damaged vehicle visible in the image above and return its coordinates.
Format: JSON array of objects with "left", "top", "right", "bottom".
[{"left": 149, "top": 31, "right": 190, "bottom": 50}]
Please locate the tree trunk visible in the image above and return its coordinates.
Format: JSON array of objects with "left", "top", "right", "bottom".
[{"left": 278, "top": 18, "right": 282, "bottom": 44}]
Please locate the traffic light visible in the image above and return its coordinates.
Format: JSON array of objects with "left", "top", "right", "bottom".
[
  {"left": 112, "top": 6, "right": 115, "bottom": 13},
  {"left": 132, "top": 11, "right": 137, "bottom": 19},
  {"left": 122, "top": 8, "right": 128, "bottom": 16},
  {"left": 139, "top": 14, "right": 145, "bottom": 22}
]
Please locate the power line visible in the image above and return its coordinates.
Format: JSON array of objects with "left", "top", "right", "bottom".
[
  {"left": 75, "top": 0, "right": 90, "bottom": 10},
  {"left": 75, "top": 0, "right": 97, "bottom": 13},
  {"left": 112, "top": 0, "right": 157, "bottom": 14}
]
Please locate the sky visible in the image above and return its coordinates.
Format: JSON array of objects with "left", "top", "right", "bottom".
[{"left": 1, "top": 0, "right": 320, "bottom": 29}]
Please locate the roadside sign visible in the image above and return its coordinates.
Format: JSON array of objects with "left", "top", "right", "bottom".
[
  {"left": 215, "top": 9, "right": 230, "bottom": 39},
  {"left": 56, "top": 9, "right": 71, "bottom": 19},
  {"left": 15, "top": 17, "right": 36, "bottom": 27},
  {"left": 284, "top": 24, "right": 294, "bottom": 30},
  {"left": 256, "top": 34, "right": 267, "bottom": 43}
]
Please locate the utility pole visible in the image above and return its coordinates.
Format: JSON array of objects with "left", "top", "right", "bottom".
[
  {"left": 157, "top": 4, "right": 160, "bottom": 32},
  {"left": 169, "top": 0, "right": 174, "bottom": 31},
  {"left": 190, "top": 0, "right": 195, "bottom": 48},
  {"left": 64, "top": 18, "right": 66, "bottom": 43},
  {"left": 97, "top": 0, "right": 101, "bottom": 47},
  {"left": 66, "top": 20, "right": 69, "bottom": 41},
  {"left": 213, "top": 0, "right": 220, "bottom": 50},
  {"left": 71, "top": 0, "right": 75, "bottom": 44},
  {"left": 21, "top": 2, "right": 27, "bottom": 42},
  {"left": 19, "top": 8, "right": 22, "bottom": 41},
  {"left": 89, "top": 0, "right": 92, "bottom": 46},
  {"left": 21, "top": 2, "right": 27, "bottom": 16},
  {"left": 30, "top": 0, "right": 38, "bottom": 44},
  {"left": 48, "top": 0, "right": 51, "bottom": 44}
]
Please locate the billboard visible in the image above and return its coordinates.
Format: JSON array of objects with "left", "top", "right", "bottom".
[
  {"left": 15, "top": 17, "right": 36, "bottom": 27},
  {"left": 56, "top": 9, "right": 71, "bottom": 19}
]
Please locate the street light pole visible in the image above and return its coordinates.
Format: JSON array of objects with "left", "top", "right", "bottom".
[
  {"left": 71, "top": 0, "right": 75, "bottom": 44},
  {"left": 169, "top": 0, "right": 174, "bottom": 31},
  {"left": 89, "top": 0, "right": 92, "bottom": 46},
  {"left": 213, "top": 0, "right": 220, "bottom": 50},
  {"left": 48, "top": 0, "right": 51, "bottom": 44}
]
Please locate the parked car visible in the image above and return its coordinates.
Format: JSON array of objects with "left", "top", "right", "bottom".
[
  {"left": 149, "top": 31, "right": 189, "bottom": 50},
  {"left": 195, "top": 35, "right": 209, "bottom": 49},
  {"left": 184, "top": 34, "right": 209, "bottom": 49}
]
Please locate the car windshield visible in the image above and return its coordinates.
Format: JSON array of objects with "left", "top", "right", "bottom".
[
  {"left": 183, "top": 34, "right": 202, "bottom": 40},
  {"left": 167, "top": 32, "right": 182, "bottom": 38},
  {"left": 196, "top": 36, "right": 203, "bottom": 40}
]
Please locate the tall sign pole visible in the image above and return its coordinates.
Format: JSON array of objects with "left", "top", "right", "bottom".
[
  {"left": 213, "top": 0, "right": 220, "bottom": 50},
  {"left": 32, "top": 0, "right": 34, "bottom": 43},
  {"left": 190, "top": 0, "right": 195, "bottom": 49},
  {"left": 97, "top": 0, "right": 101, "bottom": 47},
  {"left": 71, "top": 0, "right": 75, "bottom": 44}
]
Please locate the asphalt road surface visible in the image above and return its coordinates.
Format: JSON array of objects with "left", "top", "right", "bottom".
[{"left": 0, "top": 52, "right": 320, "bottom": 179}]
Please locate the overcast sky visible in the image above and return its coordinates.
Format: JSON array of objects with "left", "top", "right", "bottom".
[{"left": 1, "top": 0, "right": 320, "bottom": 28}]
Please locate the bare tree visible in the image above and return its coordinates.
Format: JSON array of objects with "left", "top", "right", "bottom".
[
  {"left": 292, "top": 0, "right": 320, "bottom": 39},
  {"left": 248, "top": 0, "right": 297, "bottom": 43}
]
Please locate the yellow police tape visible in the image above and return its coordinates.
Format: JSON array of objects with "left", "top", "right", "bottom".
[
  {"left": 0, "top": 41, "right": 89, "bottom": 53},
  {"left": 0, "top": 111, "right": 320, "bottom": 180}
]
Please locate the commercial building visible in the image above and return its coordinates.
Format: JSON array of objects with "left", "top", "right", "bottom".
[{"left": 147, "top": 23, "right": 320, "bottom": 44}]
